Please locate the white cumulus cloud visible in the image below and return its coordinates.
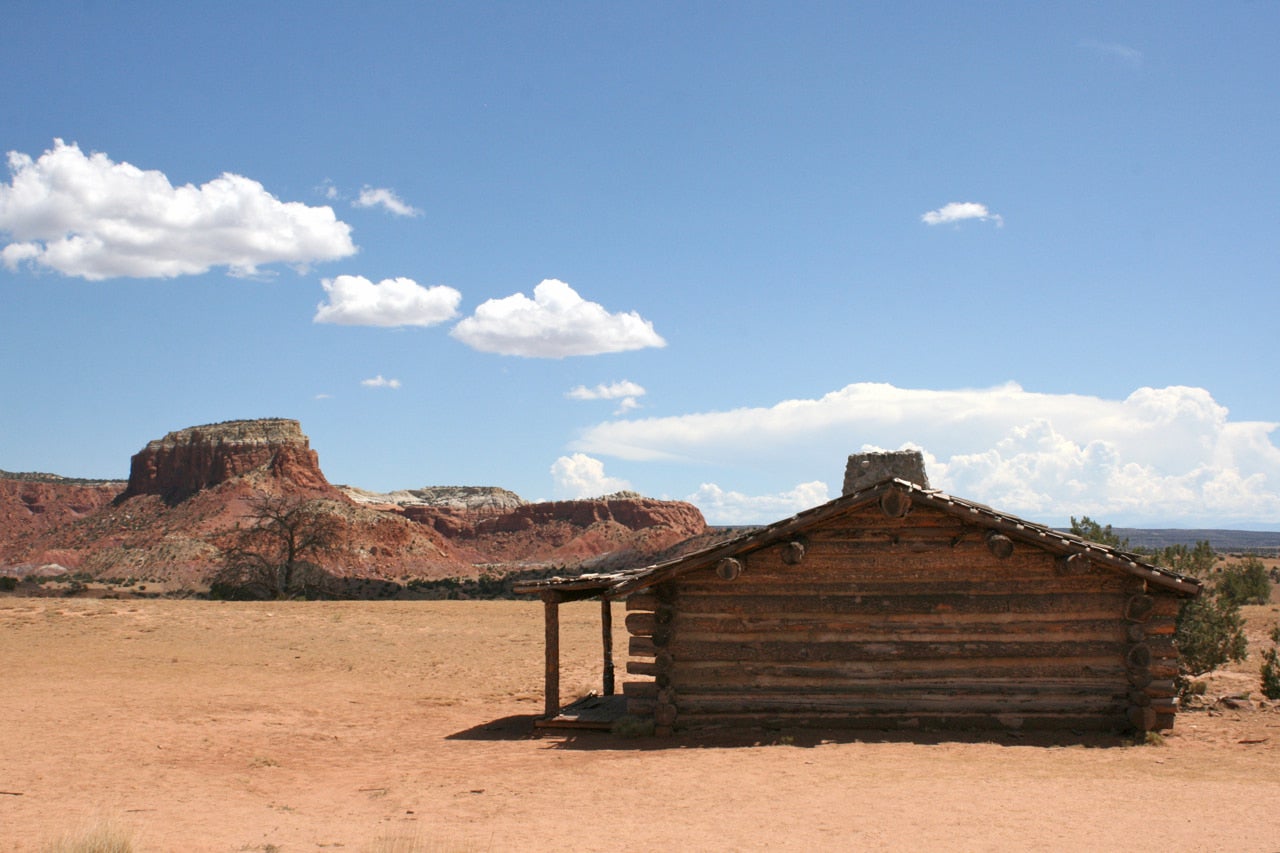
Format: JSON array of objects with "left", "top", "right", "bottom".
[
  {"left": 573, "top": 382, "right": 1280, "bottom": 527},
  {"left": 687, "top": 481, "right": 831, "bottom": 527},
  {"left": 314, "top": 275, "right": 461, "bottom": 327},
  {"left": 551, "top": 453, "right": 632, "bottom": 499},
  {"left": 451, "top": 279, "right": 667, "bottom": 358},
  {"left": 353, "top": 186, "right": 421, "bottom": 217},
  {"left": 0, "top": 139, "right": 356, "bottom": 280},
  {"left": 361, "top": 375, "right": 401, "bottom": 389},
  {"left": 921, "top": 201, "right": 1003, "bottom": 228}
]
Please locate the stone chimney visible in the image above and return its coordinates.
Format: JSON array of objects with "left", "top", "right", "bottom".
[{"left": 842, "top": 450, "right": 930, "bottom": 496}]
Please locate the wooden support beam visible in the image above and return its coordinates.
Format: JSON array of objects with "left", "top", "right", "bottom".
[
  {"left": 601, "top": 598, "right": 615, "bottom": 696},
  {"left": 781, "top": 540, "right": 806, "bottom": 565},
  {"left": 878, "top": 488, "right": 912, "bottom": 519},
  {"left": 716, "top": 558, "right": 742, "bottom": 581},
  {"left": 985, "top": 530, "right": 1014, "bottom": 559},
  {"left": 542, "top": 593, "right": 560, "bottom": 718}
]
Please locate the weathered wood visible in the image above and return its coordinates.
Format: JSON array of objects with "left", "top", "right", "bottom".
[
  {"left": 1125, "top": 643, "right": 1152, "bottom": 670},
  {"left": 626, "top": 612, "right": 655, "bottom": 636},
  {"left": 677, "top": 575, "right": 1130, "bottom": 597},
  {"left": 675, "top": 692, "right": 1125, "bottom": 715},
  {"left": 1124, "top": 594, "right": 1156, "bottom": 623},
  {"left": 716, "top": 558, "right": 742, "bottom": 581},
  {"left": 878, "top": 488, "right": 913, "bottom": 518},
  {"left": 627, "top": 659, "right": 658, "bottom": 677},
  {"left": 668, "top": 613, "right": 1130, "bottom": 643},
  {"left": 1056, "top": 553, "right": 1092, "bottom": 575},
  {"left": 781, "top": 540, "right": 806, "bottom": 565},
  {"left": 625, "top": 592, "right": 657, "bottom": 612},
  {"left": 670, "top": 590, "right": 1129, "bottom": 616},
  {"left": 1141, "top": 676, "right": 1177, "bottom": 696},
  {"left": 1127, "top": 704, "right": 1158, "bottom": 732},
  {"left": 985, "top": 530, "right": 1014, "bottom": 559},
  {"left": 543, "top": 595, "right": 560, "bottom": 718},
  {"left": 673, "top": 710, "right": 1128, "bottom": 732},
  {"left": 629, "top": 636, "right": 656, "bottom": 658},
  {"left": 601, "top": 598, "right": 614, "bottom": 696},
  {"left": 671, "top": 658, "right": 1128, "bottom": 684},
  {"left": 663, "top": 637, "right": 1124, "bottom": 663}
]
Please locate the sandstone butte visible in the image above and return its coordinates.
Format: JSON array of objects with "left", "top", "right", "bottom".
[{"left": 0, "top": 418, "right": 709, "bottom": 592}]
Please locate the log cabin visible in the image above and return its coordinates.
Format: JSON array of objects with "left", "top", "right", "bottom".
[{"left": 514, "top": 452, "right": 1202, "bottom": 735}]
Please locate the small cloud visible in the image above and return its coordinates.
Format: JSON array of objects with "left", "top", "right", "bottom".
[
  {"left": 353, "top": 186, "right": 421, "bottom": 217},
  {"left": 568, "top": 380, "right": 648, "bottom": 416},
  {"left": 317, "top": 179, "right": 339, "bottom": 200},
  {"left": 0, "top": 140, "right": 356, "bottom": 280},
  {"left": 921, "top": 202, "right": 1003, "bottom": 228},
  {"left": 314, "top": 393, "right": 333, "bottom": 400},
  {"left": 451, "top": 279, "right": 666, "bottom": 358},
  {"left": 1080, "top": 39, "right": 1143, "bottom": 66},
  {"left": 361, "top": 375, "right": 401, "bottom": 389},
  {"left": 551, "top": 453, "right": 632, "bottom": 498},
  {"left": 315, "top": 275, "right": 461, "bottom": 327}
]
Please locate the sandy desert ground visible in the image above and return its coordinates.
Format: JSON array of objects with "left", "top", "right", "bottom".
[{"left": 3, "top": 596, "right": 1280, "bottom": 852}]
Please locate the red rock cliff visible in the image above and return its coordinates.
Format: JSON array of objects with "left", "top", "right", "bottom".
[{"left": 120, "top": 419, "right": 331, "bottom": 503}]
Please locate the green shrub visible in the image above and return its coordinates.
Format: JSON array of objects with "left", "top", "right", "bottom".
[
  {"left": 1175, "top": 594, "right": 1248, "bottom": 676},
  {"left": 1260, "top": 648, "right": 1280, "bottom": 700},
  {"left": 0, "top": 576, "right": 17, "bottom": 591},
  {"left": 1216, "top": 556, "right": 1271, "bottom": 607}
]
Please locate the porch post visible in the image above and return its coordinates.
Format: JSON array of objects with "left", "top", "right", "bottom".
[
  {"left": 541, "top": 592, "right": 560, "bottom": 718},
  {"left": 601, "top": 597, "right": 615, "bottom": 696}
]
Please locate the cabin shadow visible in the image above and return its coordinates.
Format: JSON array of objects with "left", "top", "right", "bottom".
[{"left": 447, "top": 710, "right": 1138, "bottom": 751}]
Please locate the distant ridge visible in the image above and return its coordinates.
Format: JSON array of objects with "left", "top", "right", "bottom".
[{"left": 1101, "top": 528, "right": 1280, "bottom": 554}]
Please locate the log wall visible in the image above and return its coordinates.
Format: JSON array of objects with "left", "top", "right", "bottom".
[{"left": 624, "top": 502, "right": 1182, "bottom": 732}]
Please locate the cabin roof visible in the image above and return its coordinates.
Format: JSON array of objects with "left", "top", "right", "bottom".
[{"left": 512, "top": 478, "right": 1205, "bottom": 600}]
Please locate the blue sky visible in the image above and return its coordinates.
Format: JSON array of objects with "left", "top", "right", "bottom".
[{"left": 2, "top": 2, "right": 1277, "bottom": 528}]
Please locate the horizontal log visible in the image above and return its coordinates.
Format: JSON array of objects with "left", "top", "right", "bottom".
[
  {"left": 670, "top": 658, "right": 1129, "bottom": 685},
  {"left": 627, "top": 660, "right": 658, "bottom": 677},
  {"left": 674, "top": 577, "right": 1126, "bottom": 597},
  {"left": 626, "top": 698, "right": 656, "bottom": 716},
  {"left": 626, "top": 612, "right": 655, "bottom": 635},
  {"left": 665, "top": 679, "right": 1126, "bottom": 700},
  {"left": 672, "top": 711, "right": 1129, "bottom": 732},
  {"left": 623, "top": 680, "right": 657, "bottom": 698},
  {"left": 667, "top": 615, "right": 1131, "bottom": 645},
  {"left": 629, "top": 636, "right": 655, "bottom": 658},
  {"left": 670, "top": 590, "right": 1129, "bottom": 616},
  {"left": 663, "top": 637, "right": 1125, "bottom": 663},
  {"left": 625, "top": 593, "right": 657, "bottom": 612},
  {"left": 675, "top": 692, "right": 1126, "bottom": 716}
]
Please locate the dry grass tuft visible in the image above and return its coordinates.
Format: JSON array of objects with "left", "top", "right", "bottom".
[{"left": 44, "top": 816, "right": 135, "bottom": 853}]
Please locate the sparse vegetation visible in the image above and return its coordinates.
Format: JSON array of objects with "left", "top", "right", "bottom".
[
  {"left": 209, "top": 494, "right": 345, "bottom": 600},
  {"left": 1261, "top": 626, "right": 1280, "bottom": 700},
  {"left": 1069, "top": 516, "right": 1128, "bottom": 550},
  {"left": 1070, "top": 517, "right": 1253, "bottom": 682},
  {"left": 43, "top": 816, "right": 135, "bottom": 853},
  {"left": 1215, "top": 556, "right": 1270, "bottom": 607}
]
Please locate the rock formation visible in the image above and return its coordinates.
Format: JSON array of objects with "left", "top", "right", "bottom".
[
  {"left": 120, "top": 419, "right": 330, "bottom": 503},
  {"left": 0, "top": 419, "right": 711, "bottom": 593}
]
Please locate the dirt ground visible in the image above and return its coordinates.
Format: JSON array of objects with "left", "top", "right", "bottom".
[{"left": 4, "top": 597, "right": 1280, "bottom": 852}]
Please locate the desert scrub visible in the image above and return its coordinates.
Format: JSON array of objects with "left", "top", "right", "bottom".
[
  {"left": 1260, "top": 626, "right": 1280, "bottom": 700},
  {"left": 44, "top": 816, "right": 135, "bottom": 853}
]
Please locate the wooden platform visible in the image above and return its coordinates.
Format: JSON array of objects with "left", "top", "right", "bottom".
[{"left": 535, "top": 693, "right": 627, "bottom": 730}]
